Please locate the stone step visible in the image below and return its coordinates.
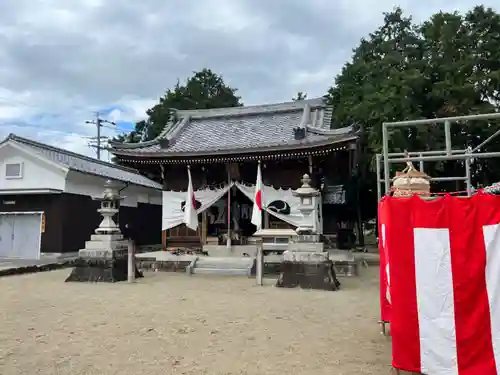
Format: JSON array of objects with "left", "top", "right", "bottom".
[
  {"left": 196, "top": 256, "right": 253, "bottom": 263},
  {"left": 195, "top": 263, "right": 248, "bottom": 269},
  {"left": 195, "top": 257, "right": 253, "bottom": 269},
  {"left": 190, "top": 257, "right": 253, "bottom": 277},
  {"left": 192, "top": 268, "right": 249, "bottom": 276}
]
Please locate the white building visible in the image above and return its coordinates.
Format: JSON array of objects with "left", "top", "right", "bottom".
[{"left": 0, "top": 134, "right": 162, "bottom": 260}]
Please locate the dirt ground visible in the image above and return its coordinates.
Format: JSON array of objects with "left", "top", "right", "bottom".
[{"left": 0, "top": 267, "right": 391, "bottom": 375}]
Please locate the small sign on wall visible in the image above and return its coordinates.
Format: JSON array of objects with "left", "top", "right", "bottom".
[
  {"left": 323, "top": 185, "right": 346, "bottom": 204},
  {"left": 41, "top": 213, "right": 46, "bottom": 233}
]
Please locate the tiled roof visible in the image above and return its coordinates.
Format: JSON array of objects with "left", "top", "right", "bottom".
[
  {"left": 110, "top": 98, "right": 357, "bottom": 157},
  {"left": 2, "top": 134, "right": 162, "bottom": 189}
]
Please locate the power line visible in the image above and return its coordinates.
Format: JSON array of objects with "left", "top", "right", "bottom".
[{"left": 85, "top": 111, "right": 116, "bottom": 160}]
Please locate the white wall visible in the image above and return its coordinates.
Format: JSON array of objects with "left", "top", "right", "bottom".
[
  {"left": 0, "top": 144, "right": 66, "bottom": 191},
  {"left": 64, "top": 171, "right": 161, "bottom": 207},
  {"left": 0, "top": 142, "right": 162, "bottom": 206}
]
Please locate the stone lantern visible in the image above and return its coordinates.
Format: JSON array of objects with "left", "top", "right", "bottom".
[
  {"left": 292, "top": 174, "right": 320, "bottom": 237},
  {"left": 392, "top": 162, "right": 431, "bottom": 197},
  {"left": 95, "top": 180, "right": 122, "bottom": 234},
  {"left": 66, "top": 179, "right": 142, "bottom": 283}
]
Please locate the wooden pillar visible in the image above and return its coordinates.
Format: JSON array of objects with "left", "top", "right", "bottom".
[
  {"left": 201, "top": 166, "right": 208, "bottom": 245},
  {"left": 352, "top": 141, "right": 364, "bottom": 247},
  {"left": 264, "top": 211, "right": 269, "bottom": 229},
  {"left": 161, "top": 163, "right": 167, "bottom": 250},
  {"left": 226, "top": 163, "right": 231, "bottom": 249},
  {"left": 162, "top": 230, "right": 166, "bottom": 249},
  {"left": 201, "top": 212, "right": 207, "bottom": 245}
]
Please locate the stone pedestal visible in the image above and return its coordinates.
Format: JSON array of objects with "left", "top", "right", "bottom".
[
  {"left": 65, "top": 234, "right": 143, "bottom": 283},
  {"left": 276, "top": 247, "right": 340, "bottom": 291},
  {"left": 288, "top": 235, "right": 324, "bottom": 253},
  {"left": 65, "top": 180, "right": 143, "bottom": 283}
]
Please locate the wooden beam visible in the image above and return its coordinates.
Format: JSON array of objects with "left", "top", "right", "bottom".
[{"left": 162, "top": 230, "right": 166, "bottom": 249}]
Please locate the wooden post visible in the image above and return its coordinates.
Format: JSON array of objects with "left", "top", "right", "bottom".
[
  {"left": 256, "top": 239, "right": 263, "bottom": 286},
  {"left": 201, "top": 211, "right": 207, "bottom": 245},
  {"left": 226, "top": 164, "right": 231, "bottom": 249},
  {"left": 161, "top": 163, "right": 167, "bottom": 250},
  {"left": 161, "top": 230, "right": 167, "bottom": 249},
  {"left": 128, "top": 239, "right": 135, "bottom": 283},
  {"left": 201, "top": 169, "right": 208, "bottom": 245},
  {"left": 264, "top": 211, "right": 269, "bottom": 229}
]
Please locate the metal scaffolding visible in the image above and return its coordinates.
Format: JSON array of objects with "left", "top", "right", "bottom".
[{"left": 377, "top": 112, "right": 500, "bottom": 200}]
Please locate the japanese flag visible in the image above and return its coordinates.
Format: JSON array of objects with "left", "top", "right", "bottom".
[
  {"left": 251, "top": 162, "right": 263, "bottom": 230},
  {"left": 183, "top": 166, "right": 198, "bottom": 231}
]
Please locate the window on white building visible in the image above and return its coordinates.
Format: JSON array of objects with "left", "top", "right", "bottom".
[{"left": 5, "top": 163, "right": 23, "bottom": 178}]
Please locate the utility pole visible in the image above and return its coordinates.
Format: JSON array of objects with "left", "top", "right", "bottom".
[{"left": 86, "top": 112, "right": 116, "bottom": 160}]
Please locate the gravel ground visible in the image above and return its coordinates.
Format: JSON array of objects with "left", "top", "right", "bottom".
[{"left": 0, "top": 267, "right": 391, "bottom": 375}]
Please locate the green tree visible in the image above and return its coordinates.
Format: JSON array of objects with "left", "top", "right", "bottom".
[
  {"left": 326, "top": 6, "right": 500, "bottom": 187},
  {"left": 115, "top": 68, "right": 242, "bottom": 142},
  {"left": 292, "top": 92, "right": 307, "bottom": 101}
]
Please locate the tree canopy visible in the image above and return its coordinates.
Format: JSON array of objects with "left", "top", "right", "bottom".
[
  {"left": 292, "top": 92, "right": 308, "bottom": 101},
  {"left": 326, "top": 6, "right": 500, "bottom": 186},
  {"left": 114, "top": 5, "right": 500, "bottom": 195},
  {"left": 116, "top": 68, "right": 242, "bottom": 143}
]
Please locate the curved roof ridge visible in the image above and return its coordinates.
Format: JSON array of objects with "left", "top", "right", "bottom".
[
  {"left": 173, "top": 97, "right": 325, "bottom": 120},
  {"left": 307, "top": 125, "right": 355, "bottom": 136}
]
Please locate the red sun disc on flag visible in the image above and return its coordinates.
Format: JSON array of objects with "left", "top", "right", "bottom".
[{"left": 255, "top": 190, "right": 262, "bottom": 210}]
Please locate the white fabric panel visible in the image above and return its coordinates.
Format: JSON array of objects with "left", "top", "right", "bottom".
[
  {"left": 235, "top": 182, "right": 312, "bottom": 228},
  {"left": 482, "top": 224, "right": 500, "bottom": 373},
  {"left": 413, "top": 228, "right": 458, "bottom": 375},
  {"left": 162, "top": 183, "right": 233, "bottom": 230}
]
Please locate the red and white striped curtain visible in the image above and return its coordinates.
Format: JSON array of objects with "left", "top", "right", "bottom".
[{"left": 380, "top": 193, "right": 500, "bottom": 375}]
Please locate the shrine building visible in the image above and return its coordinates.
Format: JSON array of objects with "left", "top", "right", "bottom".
[{"left": 109, "top": 98, "right": 362, "bottom": 254}]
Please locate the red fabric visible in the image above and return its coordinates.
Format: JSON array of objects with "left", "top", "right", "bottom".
[
  {"left": 388, "top": 196, "right": 421, "bottom": 372},
  {"left": 449, "top": 195, "right": 496, "bottom": 374},
  {"left": 378, "top": 198, "right": 391, "bottom": 322},
  {"left": 385, "top": 194, "right": 500, "bottom": 374},
  {"left": 255, "top": 189, "right": 262, "bottom": 211}
]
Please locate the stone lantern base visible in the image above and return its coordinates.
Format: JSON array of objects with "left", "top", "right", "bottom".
[
  {"left": 65, "top": 233, "right": 143, "bottom": 283},
  {"left": 276, "top": 245, "right": 340, "bottom": 291}
]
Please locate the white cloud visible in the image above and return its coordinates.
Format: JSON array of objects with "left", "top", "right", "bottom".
[{"left": 0, "top": 0, "right": 497, "bottom": 158}]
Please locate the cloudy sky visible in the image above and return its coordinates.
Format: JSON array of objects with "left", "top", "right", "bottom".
[{"left": 0, "top": 0, "right": 497, "bottom": 159}]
